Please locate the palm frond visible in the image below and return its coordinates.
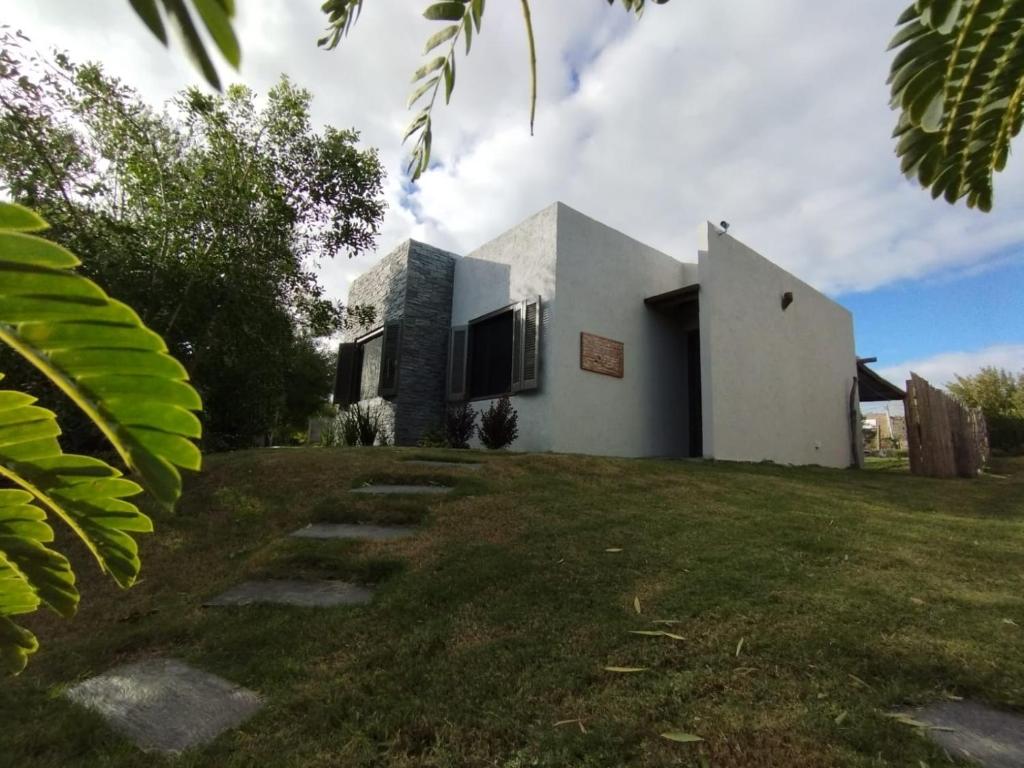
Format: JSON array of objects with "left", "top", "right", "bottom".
[
  {"left": 318, "top": 0, "right": 365, "bottom": 50},
  {"left": 889, "top": 0, "right": 1024, "bottom": 211},
  {"left": 0, "top": 204, "right": 202, "bottom": 509},
  {"left": 128, "top": 0, "right": 239, "bottom": 90},
  {"left": 0, "top": 488, "right": 75, "bottom": 674},
  {"left": 0, "top": 201, "right": 200, "bottom": 673}
]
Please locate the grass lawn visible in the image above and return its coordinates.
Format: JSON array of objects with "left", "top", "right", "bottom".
[{"left": 3, "top": 448, "right": 1024, "bottom": 767}]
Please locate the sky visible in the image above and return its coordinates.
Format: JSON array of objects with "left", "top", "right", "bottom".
[{"left": 6, "top": 0, "right": 1023, "bottom": 393}]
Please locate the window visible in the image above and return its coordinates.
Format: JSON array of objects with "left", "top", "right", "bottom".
[
  {"left": 358, "top": 334, "right": 383, "bottom": 401},
  {"left": 334, "top": 321, "right": 402, "bottom": 406},
  {"left": 448, "top": 298, "right": 540, "bottom": 401},
  {"left": 468, "top": 310, "right": 514, "bottom": 398}
]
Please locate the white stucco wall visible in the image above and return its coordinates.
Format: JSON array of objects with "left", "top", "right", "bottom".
[
  {"left": 450, "top": 204, "right": 559, "bottom": 452},
  {"left": 550, "top": 204, "right": 699, "bottom": 457},
  {"left": 697, "top": 222, "right": 857, "bottom": 468}
]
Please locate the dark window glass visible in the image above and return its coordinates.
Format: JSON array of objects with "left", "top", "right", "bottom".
[
  {"left": 468, "top": 310, "right": 513, "bottom": 398},
  {"left": 359, "top": 334, "right": 382, "bottom": 400}
]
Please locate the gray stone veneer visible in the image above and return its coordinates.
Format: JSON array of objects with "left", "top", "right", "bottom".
[{"left": 343, "top": 240, "right": 455, "bottom": 445}]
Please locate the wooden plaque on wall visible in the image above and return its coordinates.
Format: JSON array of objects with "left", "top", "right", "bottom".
[{"left": 580, "top": 332, "right": 624, "bottom": 378}]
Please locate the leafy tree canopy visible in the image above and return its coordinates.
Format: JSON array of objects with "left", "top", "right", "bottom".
[
  {"left": 0, "top": 36, "right": 385, "bottom": 448},
  {"left": 948, "top": 366, "right": 1024, "bottom": 419}
]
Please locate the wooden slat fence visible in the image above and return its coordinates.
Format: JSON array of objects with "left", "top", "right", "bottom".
[{"left": 905, "top": 373, "right": 989, "bottom": 478}]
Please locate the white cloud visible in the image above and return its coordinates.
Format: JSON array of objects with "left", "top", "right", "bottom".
[
  {"left": 878, "top": 344, "right": 1024, "bottom": 390},
  {"left": 7, "top": 0, "right": 1024, "bottom": 307}
]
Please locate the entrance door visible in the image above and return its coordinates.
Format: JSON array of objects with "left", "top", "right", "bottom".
[{"left": 687, "top": 329, "right": 702, "bottom": 457}]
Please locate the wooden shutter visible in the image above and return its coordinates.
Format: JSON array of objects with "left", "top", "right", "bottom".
[
  {"left": 510, "top": 302, "right": 525, "bottom": 391},
  {"left": 333, "top": 343, "right": 360, "bottom": 407},
  {"left": 447, "top": 325, "right": 468, "bottom": 401},
  {"left": 520, "top": 297, "right": 540, "bottom": 391},
  {"left": 377, "top": 321, "right": 402, "bottom": 398}
]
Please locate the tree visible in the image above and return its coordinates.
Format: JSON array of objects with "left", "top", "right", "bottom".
[
  {"left": 948, "top": 367, "right": 1024, "bottom": 419},
  {"left": 948, "top": 366, "right": 1024, "bottom": 453},
  {"left": 0, "top": 30, "right": 384, "bottom": 669},
  {"left": 0, "top": 40, "right": 385, "bottom": 448}
]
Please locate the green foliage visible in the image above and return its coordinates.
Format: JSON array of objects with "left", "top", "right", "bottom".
[
  {"left": 125, "top": 0, "right": 1024, "bottom": 211},
  {"left": 128, "top": 0, "right": 240, "bottom": 89},
  {"left": 987, "top": 414, "right": 1024, "bottom": 454},
  {"left": 477, "top": 395, "right": 518, "bottom": 450},
  {"left": 331, "top": 403, "right": 390, "bottom": 447},
  {"left": 0, "top": 41, "right": 385, "bottom": 448},
  {"left": 416, "top": 427, "right": 448, "bottom": 448},
  {"left": 948, "top": 366, "right": 1024, "bottom": 418},
  {"left": 318, "top": 0, "right": 365, "bottom": 50},
  {"left": 608, "top": 0, "right": 672, "bottom": 14},
  {"left": 889, "top": 1, "right": 1024, "bottom": 210},
  {"left": 445, "top": 402, "right": 477, "bottom": 449},
  {"left": 316, "top": 0, "right": 664, "bottom": 180},
  {"left": 0, "top": 202, "right": 202, "bottom": 673},
  {"left": 949, "top": 366, "right": 1024, "bottom": 452},
  {"left": 399, "top": 1, "right": 486, "bottom": 179}
]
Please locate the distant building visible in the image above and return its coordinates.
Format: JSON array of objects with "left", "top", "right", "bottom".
[
  {"left": 862, "top": 411, "right": 907, "bottom": 453},
  {"left": 335, "top": 202, "right": 903, "bottom": 468}
]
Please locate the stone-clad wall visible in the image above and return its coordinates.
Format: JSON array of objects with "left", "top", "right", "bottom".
[
  {"left": 342, "top": 242, "right": 410, "bottom": 441},
  {"left": 395, "top": 242, "right": 456, "bottom": 444},
  {"left": 341, "top": 239, "right": 456, "bottom": 445},
  {"left": 343, "top": 242, "right": 409, "bottom": 337}
]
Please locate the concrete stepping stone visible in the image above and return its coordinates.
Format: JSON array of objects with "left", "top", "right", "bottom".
[
  {"left": 290, "top": 523, "right": 417, "bottom": 541},
  {"left": 350, "top": 484, "right": 452, "bottom": 495},
  {"left": 896, "top": 700, "right": 1024, "bottom": 768},
  {"left": 65, "top": 658, "right": 261, "bottom": 755},
  {"left": 402, "top": 460, "right": 482, "bottom": 470},
  {"left": 205, "top": 579, "right": 373, "bottom": 607}
]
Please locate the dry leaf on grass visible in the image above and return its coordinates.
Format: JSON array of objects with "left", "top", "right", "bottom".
[
  {"left": 660, "top": 731, "right": 703, "bottom": 743},
  {"left": 629, "top": 630, "right": 684, "bottom": 641}
]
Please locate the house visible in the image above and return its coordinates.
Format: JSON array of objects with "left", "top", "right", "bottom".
[{"left": 334, "top": 202, "right": 902, "bottom": 468}]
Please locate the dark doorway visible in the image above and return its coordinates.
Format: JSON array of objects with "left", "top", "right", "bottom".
[{"left": 687, "top": 328, "right": 702, "bottom": 457}]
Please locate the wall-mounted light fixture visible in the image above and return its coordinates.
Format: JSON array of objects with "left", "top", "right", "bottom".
[{"left": 781, "top": 291, "right": 794, "bottom": 310}]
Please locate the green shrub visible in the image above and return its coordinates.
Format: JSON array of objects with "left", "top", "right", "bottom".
[
  {"left": 478, "top": 396, "right": 518, "bottom": 450},
  {"left": 988, "top": 415, "right": 1024, "bottom": 455},
  {"left": 445, "top": 403, "right": 477, "bottom": 449},
  {"left": 417, "top": 427, "right": 448, "bottom": 448},
  {"left": 334, "top": 403, "right": 390, "bottom": 446}
]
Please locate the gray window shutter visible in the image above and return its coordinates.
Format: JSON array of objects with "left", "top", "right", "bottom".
[
  {"left": 510, "top": 301, "right": 525, "bottom": 391},
  {"left": 334, "top": 343, "right": 360, "bottom": 407},
  {"left": 447, "top": 325, "right": 468, "bottom": 401},
  {"left": 377, "top": 321, "right": 402, "bottom": 398},
  {"left": 512, "top": 297, "right": 540, "bottom": 392}
]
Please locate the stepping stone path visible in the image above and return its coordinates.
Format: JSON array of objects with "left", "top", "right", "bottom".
[
  {"left": 65, "top": 658, "right": 261, "bottom": 755},
  {"left": 350, "top": 484, "right": 452, "bottom": 495},
  {"left": 897, "top": 700, "right": 1024, "bottom": 768},
  {"left": 403, "top": 460, "right": 482, "bottom": 470},
  {"left": 62, "top": 465, "right": 464, "bottom": 755},
  {"left": 290, "top": 523, "right": 418, "bottom": 541},
  {"left": 205, "top": 579, "right": 373, "bottom": 607}
]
